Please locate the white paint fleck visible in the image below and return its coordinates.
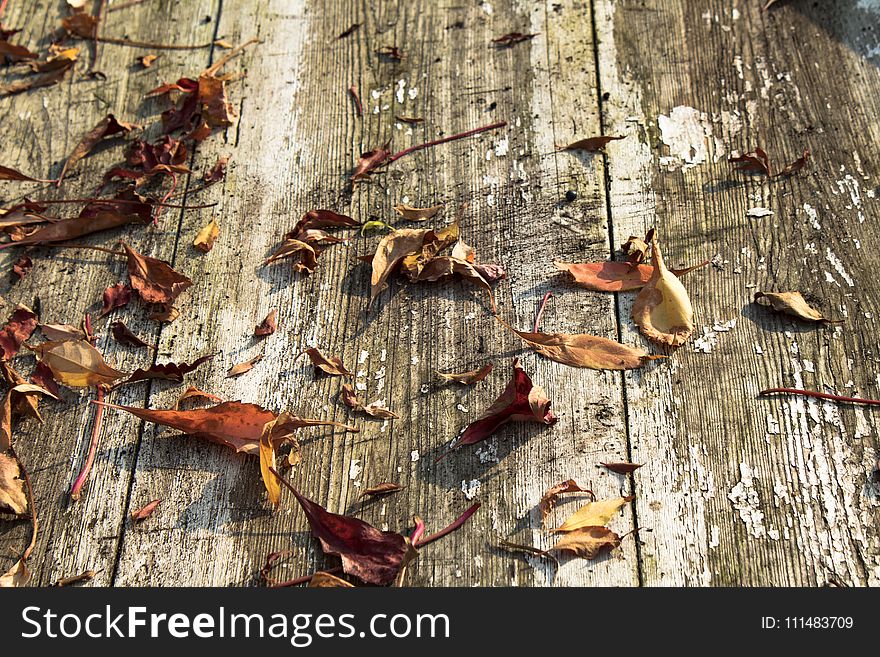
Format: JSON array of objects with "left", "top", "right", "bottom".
[
  {"left": 396, "top": 79, "right": 405, "bottom": 104},
  {"left": 461, "top": 479, "right": 481, "bottom": 500},
  {"left": 410, "top": 450, "right": 420, "bottom": 462},
  {"left": 480, "top": 1, "right": 493, "bottom": 15},
  {"left": 747, "top": 207, "right": 773, "bottom": 218},
  {"left": 657, "top": 106, "right": 712, "bottom": 170},
  {"left": 825, "top": 248, "right": 855, "bottom": 286},
  {"left": 349, "top": 459, "right": 362, "bottom": 481},
  {"left": 803, "top": 203, "right": 821, "bottom": 230},
  {"left": 358, "top": 350, "right": 369, "bottom": 364},
  {"left": 494, "top": 137, "right": 509, "bottom": 157},
  {"left": 727, "top": 463, "right": 767, "bottom": 538},
  {"left": 709, "top": 525, "right": 720, "bottom": 549}
]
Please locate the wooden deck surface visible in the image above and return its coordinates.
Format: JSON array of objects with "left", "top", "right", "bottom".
[{"left": 1, "top": 0, "right": 879, "bottom": 586}]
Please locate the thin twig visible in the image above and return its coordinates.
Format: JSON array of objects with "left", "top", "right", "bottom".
[
  {"left": 533, "top": 292, "right": 552, "bottom": 333},
  {"left": 70, "top": 386, "right": 105, "bottom": 501},
  {"left": 204, "top": 37, "right": 259, "bottom": 77},
  {"left": 87, "top": 35, "right": 215, "bottom": 50},
  {"left": 758, "top": 387, "right": 880, "bottom": 406},
  {"left": 387, "top": 121, "right": 507, "bottom": 163},
  {"left": 7, "top": 197, "right": 217, "bottom": 210}
]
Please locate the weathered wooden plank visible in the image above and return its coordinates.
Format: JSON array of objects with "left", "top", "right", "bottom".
[
  {"left": 0, "top": 0, "right": 221, "bottom": 585},
  {"left": 111, "top": 0, "right": 639, "bottom": 586},
  {"left": 595, "top": 0, "right": 880, "bottom": 585}
]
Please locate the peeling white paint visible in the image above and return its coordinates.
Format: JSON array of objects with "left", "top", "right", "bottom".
[
  {"left": 657, "top": 106, "right": 712, "bottom": 170},
  {"left": 728, "top": 463, "right": 767, "bottom": 538}
]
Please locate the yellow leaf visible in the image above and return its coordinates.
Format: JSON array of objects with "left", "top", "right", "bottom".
[
  {"left": 0, "top": 558, "right": 30, "bottom": 587},
  {"left": 0, "top": 451, "right": 27, "bottom": 516},
  {"left": 308, "top": 572, "right": 355, "bottom": 587},
  {"left": 31, "top": 340, "right": 126, "bottom": 387},
  {"left": 193, "top": 218, "right": 220, "bottom": 252},
  {"left": 553, "top": 495, "right": 633, "bottom": 533},
  {"left": 631, "top": 234, "right": 694, "bottom": 347}
]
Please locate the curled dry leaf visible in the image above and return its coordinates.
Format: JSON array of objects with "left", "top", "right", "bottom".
[
  {"left": 0, "top": 164, "right": 48, "bottom": 182},
  {"left": 557, "top": 135, "right": 625, "bottom": 152},
  {"left": 1, "top": 365, "right": 55, "bottom": 429},
  {"left": 123, "top": 241, "right": 193, "bottom": 305},
  {"left": 130, "top": 499, "right": 160, "bottom": 522},
  {"left": 491, "top": 32, "right": 537, "bottom": 46},
  {"left": 376, "top": 46, "right": 403, "bottom": 60},
  {"left": 138, "top": 54, "right": 159, "bottom": 68},
  {"left": 341, "top": 384, "right": 399, "bottom": 419},
  {"left": 730, "top": 147, "right": 809, "bottom": 178},
  {"left": 301, "top": 347, "right": 352, "bottom": 377},
  {"left": 621, "top": 234, "right": 650, "bottom": 265},
  {"left": 0, "top": 559, "right": 30, "bottom": 587},
  {"left": 203, "top": 155, "right": 229, "bottom": 183},
  {"left": 265, "top": 210, "right": 359, "bottom": 274},
  {"left": 753, "top": 291, "right": 837, "bottom": 323},
  {"left": 1, "top": 46, "right": 78, "bottom": 97},
  {"left": 124, "top": 354, "right": 213, "bottom": 384},
  {"left": 551, "top": 526, "right": 621, "bottom": 560},
  {"left": 193, "top": 218, "right": 220, "bottom": 252},
  {"left": 0, "top": 306, "right": 38, "bottom": 360},
  {"left": 553, "top": 496, "right": 634, "bottom": 533},
  {"left": 226, "top": 354, "right": 262, "bottom": 378},
  {"left": 58, "top": 114, "right": 138, "bottom": 184},
  {"left": 369, "top": 228, "right": 429, "bottom": 307},
  {"left": 631, "top": 236, "right": 694, "bottom": 347},
  {"left": 309, "top": 572, "right": 354, "bottom": 588},
  {"left": 52, "top": 570, "right": 97, "bottom": 587},
  {"left": 360, "top": 483, "right": 406, "bottom": 499},
  {"left": 174, "top": 386, "right": 223, "bottom": 409},
  {"left": 40, "top": 324, "right": 85, "bottom": 342},
  {"left": 110, "top": 321, "right": 150, "bottom": 348},
  {"left": 555, "top": 260, "right": 707, "bottom": 293},
  {"left": 601, "top": 462, "right": 643, "bottom": 475},
  {"left": 498, "top": 318, "right": 663, "bottom": 370},
  {"left": 352, "top": 143, "right": 392, "bottom": 182},
  {"left": 776, "top": 151, "right": 810, "bottom": 177},
  {"left": 100, "top": 282, "right": 132, "bottom": 317},
  {"left": 0, "top": 451, "right": 28, "bottom": 516},
  {"left": 453, "top": 359, "right": 556, "bottom": 450},
  {"left": 254, "top": 309, "right": 277, "bottom": 337},
  {"left": 31, "top": 340, "right": 126, "bottom": 388},
  {"left": 436, "top": 362, "right": 493, "bottom": 385},
  {"left": 539, "top": 479, "right": 594, "bottom": 525},
  {"left": 11, "top": 256, "right": 33, "bottom": 281},
  {"left": 30, "top": 362, "right": 61, "bottom": 398},
  {"left": 393, "top": 203, "right": 444, "bottom": 221}
]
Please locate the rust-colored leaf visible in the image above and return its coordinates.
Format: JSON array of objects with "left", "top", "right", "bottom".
[
  {"left": 31, "top": 340, "right": 126, "bottom": 388},
  {"left": 125, "top": 354, "right": 213, "bottom": 384},
  {"left": 254, "top": 309, "right": 277, "bottom": 337},
  {"left": 498, "top": 317, "right": 662, "bottom": 370},
  {"left": 555, "top": 260, "right": 707, "bottom": 292},
  {"left": 100, "top": 282, "right": 132, "bottom": 317},
  {"left": 539, "top": 479, "right": 594, "bottom": 525},
  {"left": 39, "top": 324, "right": 85, "bottom": 342},
  {"left": 174, "top": 386, "right": 223, "bottom": 410},
  {"left": 110, "top": 321, "right": 149, "bottom": 349},
  {"left": 754, "top": 291, "right": 837, "bottom": 323},
  {"left": 557, "top": 135, "right": 625, "bottom": 152},
  {"left": 730, "top": 148, "right": 771, "bottom": 175},
  {"left": 352, "top": 143, "right": 392, "bottom": 182},
  {"left": 58, "top": 114, "right": 138, "bottom": 184},
  {"left": 301, "top": 347, "right": 352, "bottom": 377},
  {"left": 0, "top": 37, "right": 37, "bottom": 63},
  {"left": 369, "top": 228, "right": 430, "bottom": 308},
  {"left": 551, "top": 526, "right": 621, "bottom": 560},
  {"left": 554, "top": 496, "right": 634, "bottom": 533},
  {"left": 341, "top": 384, "right": 399, "bottom": 419},
  {"left": 436, "top": 362, "right": 493, "bottom": 385},
  {"left": 491, "top": 32, "right": 537, "bottom": 46},
  {"left": 0, "top": 306, "right": 38, "bottom": 360},
  {"left": 631, "top": 235, "right": 694, "bottom": 347},
  {"left": 777, "top": 150, "right": 810, "bottom": 177},
  {"left": 393, "top": 203, "right": 444, "bottom": 222},
  {"left": 360, "top": 482, "right": 405, "bottom": 499},
  {"left": 601, "top": 462, "right": 643, "bottom": 475},
  {"left": 0, "top": 165, "right": 48, "bottom": 182},
  {"left": 130, "top": 499, "right": 160, "bottom": 522},
  {"left": 138, "top": 54, "right": 159, "bottom": 68},
  {"left": 123, "top": 241, "right": 193, "bottom": 305},
  {"left": 0, "top": 47, "right": 78, "bottom": 96},
  {"left": 621, "top": 234, "right": 651, "bottom": 265},
  {"left": 226, "top": 354, "right": 262, "bottom": 378},
  {"left": 193, "top": 218, "right": 219, "bottom": 252},
  {"left": 11, "top": 256, "right": 32, "bottom": 282},
  {"left": 376, "top": 46, "right": 403, "bottom": 60},
  {"left": 453, "top": 359, "right": 556, "bottom": 450}
]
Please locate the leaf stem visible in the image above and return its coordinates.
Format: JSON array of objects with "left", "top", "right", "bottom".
[
  {"left": 758, "top": 387, "right": 880, "bottom": 406},
  {"left": 87, "top": 35, "right": 215, "bottom": 50},
  {"left": 349, "top": 84, "right": 363, "bottom": 116},
  {"left": 70, "top": 385, "right": 106, "bottom": 501},
  {"left": 7, "top": 197, "right": 217, "bottom": 210},
  {"left": 533, "top": 291, "right": 552, "bottom": 333},
  {"left": 387, "top": 121, "right": 507, "bottom": 164},
  {"left": 413, "top": 503, "right": 480, "bottom": 547}
]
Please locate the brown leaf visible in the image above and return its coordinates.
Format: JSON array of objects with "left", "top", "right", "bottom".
[
  {"left": 130, "top": 499, "right": 160, "bottom": 522},
  {"left": 341, "top": 384, "right": 399, "bottom": 419},
  {"left": 777, "top": 150, "right": 810, "bottom": 177},
  {"left": 729, "top": 148, "right": 771, "bottom": 175},
  {"left": 110, "top": 321, "right": 150, "bottom": 348},
  {"left": 393, "top": 203, "right": 444, "bottom": 221},
  {"left": 0, "top": 38, "right": 38, "bottom": 63},
  {"left": 301, "top": 347, "right": 352, "bottom": 377},
  {"left": 100, "top": 282, "right": 132, "bottom": 317},
  {"left": 203, "top": 155, "right": 229, "bottom": 183},
  {"left": 125, "top": 354, "right": 213, "bottom": 384},
  {"left": 551, "top": 526, "right": 621, "bottom": 560},
  {"left": 138, "top": 54, "right": 159, "bottom": 68},
  {"left": 491, "top": 32, "right": 538, "bottom": 46},
  {"left": 359, "top": 482, "right": 405, "bottom": 499},
  {"left": 601, "top": 462, "right": 643, "bottom": 475},
  {"left": 352, "top": 143, "right": 392, "bottom": 182},
  {"left": 174, "top": 386, "right": 223, "bottom": 409},
  {"left": 554, "top": 496, "right": 633, "bottom": 533},
  {"left": 498, "top": 318, "right": 663, "bottom": 370},
  {"left": 0, "top": 451, "right": 28, "bottom": 516},
  {"left": 30, "top": 362, "right": 61, "bottom": 398},
  {"left": 61, "top": 10, "right": 98, "bottom": 38},
  {"left": 631, "top": 235, "right": 694, "bottom": 347},
  {"left": 149, "top": 304, "right": 180, "bottom": 323},
  {"left": 376, "top": 46, "right": 403, "bottom": 60},
  {"left": 754, "top": 291, "right": 836, "bottom": 323},
  {"left": 621, "top": 233, "right": 651, "bottom": 265},
  {"left": 0, "top": 47, "right": 77, "bottom": 96},
  {"left": 0, "top": 306, "right": 38, "bottom": 360},
  {"left": 39, "top": 323, "right": 85, "bottom": 342},
  {"left": 0, "top": 165, "right": 47, "bottom": 182},
  {"left": 0, "top": 559, "right": 30, "bottom": 587},
  {"left": 411, "top": 255, "right": 497, "bottom": 312},
  {"left": 123, "top": 241, "right": 193, "bottom": 305},
  {"left": 1, "top": 364, "right": 54, "bottom": 428},
  {"left": 193, "top": 218, "right": 219, "bottom": 252},
  {"left": 226, "top": 354, "right": 262, "bottom": 378},
  {"left": 557, "top": 135, "right": 625, "bottom": 152},
  {"left": 539, "top": 479, "right": 594, "bottom": 525},
  {"left": 11, "top": 256, "right": 32, "bottom": 282},
  {"left": 369, "top": 228, "right": 430, "bottom": 308},
  {"left": 453, "top": 359, "right": 556, "bottom": 450},
  {"left": 555, "top": 260, "right": 707, "bottom": 292},
  {"left": 308, "top": 572, "right": 354, "bottom": 587},
  {"left": 394, "top": 116, "right": 424, "bottom": 124},
  {"left": 254, "top": 309, "right": 277, "bottom": 337},
  {"left": 58, "top": 114, "right": 138, "bottom": 183},
  {"left": 436, "top": 362, "right": 493, "bottom": 385},
  {"left": 31, "top": 340, "right": 126, "bottom": 388}
]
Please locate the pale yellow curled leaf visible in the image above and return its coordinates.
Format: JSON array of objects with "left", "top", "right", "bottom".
[
  {"left": 31, "top": 340, "right": 126, "bottom": 387},
  {"left": 258, "top": 418, "right": 284, "bottom": 507},
  {"left": 631, "top": 236, "right": 694, "bottom": 347},
  {"left": 393, "top": 203, "right": 444, "bottom": 222},
  {"left": 0, "top": 451, "right": 28, "bottom": 516},
  {"left": 753, "top": 291, "right": 837, "bottom": 323},
  {"left": 551, "top": 526, "right": 621, "bottom": 560},
  {"left": 0, "top": 558, "right": 31, "bottom": 587},
  {"left": 369, "top": 228, "right": 430, "bottom": 308},
  {"left": 193, "top": 218, "right": 220, "bottom": 252},
  {"left": 553, "top": 495, "right": 634, "bottom": 533},
  {"left": 309, "top": 571, "right": 355, "bottom": 588}
]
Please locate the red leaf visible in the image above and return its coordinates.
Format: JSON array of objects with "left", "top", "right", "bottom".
[
  {"left": 10, "top": 256, "right": 32, "bottom": 282},
  {"left": 491, "top": 32, "right": 538, "bottom": 46},
  {"left": 124, "top": 354, "right": 213, "bottom": 384},
  {"left": 58, "top": 114, "right": 138, "bottom": 184},
  {"left": 130, "top": 499, "right": 160, "bottom": 522},
  {"left": 110, "top": 321, "right": 150, "bottom": 348},
  {"left": 122, "top": 241, "right": 193, "bottom": 305},
  {"left": 100, "top": 282, "right": 132, "bottom": 317},
  {"left": 351, "top": 144, "right": 392, "bottom": 182},
  {"left": 0, "top": 306, "right": 37, "bottom": 360},
  {"left": 254, "top": 309, "right": 277, "bottom": 337}
]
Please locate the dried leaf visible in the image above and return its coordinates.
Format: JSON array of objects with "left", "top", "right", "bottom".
[
  {"left": 539, "top": 479, "right": 593, "bottom": 525},
  {"left": 621, "top": 234, "right": 650, "bottom": 265},
  {"left": 491, "top": 32, "right": 537, "bottom": 46},
  {"left": 110, "top": 321, "right": 150, "bottom": 348},
  {"left": 138, "top": 54, "right": 159, "bottom": 68},
  {"left": 551, "top": 526, "right": 621, "bottom": 560},
  {"left": 602, "top": 462, "right": 643, "bottom": 475},
  {"left": 301, "top": 347, "right": 352, "bottom": 377},
  {"left": 11, "top": 256, "right": 32, "bottom": 282},
  {"left": 631, "top": 235, "right": 694, "bottom": 347},
  {"left": 149, "top": 304, "right": 180, "bottom": 323},
  {"left": 360, "top": 483, "right": 405, "bottom": 499},
  {"left": 337, "top": 23, "right": 361, "bottom": 39},
  {"left": 58, "top": 114, "right": 138, "bottom": 183},
  {"left": 436, "top": 362, "right": 493, "bottom": 385},
  {"left": 1, "top": 47, "right": 77, "bottom": 96},
  {"left": 130, "top": 499, "right": 160, "bottom": 522},
  {"left": 30, "top": 362, "right": 61, "bottom": 398},
  {"left": 498, "top": 318, "right": 662, "bottom": 370},
  {"left": 729, "top": 148, "right": 771, "bottom": 175},
  {"left": 393, "top": 203, "right": 444, "bottom": 222},
  {"left": 123, "top": 241, "right": 193, "bottom": 305},
  {"left": 0, "top": 559, "right": 30, "bottom": 587},
  {"left": 125, "top": 354, "right": 213, "bottom": 384},
  {"left": 557, "top": 135, "right": 625, "bottom": 152},
  {"left": 555, "top": 260, "right": 707, "bottom": 292},
  {"left": 1, "top": 364, "right": 55, "bottom": 428},
  {"left": 203, "top": 155, "right": 229, "bottom": 183},
  {"left": 39, "top": 324, "right": 85, "bottom": 342},
  {"left": 309, "top": 572, "right": 354, "bottom": 587},
  {"left": 0, "top": 306, "right": 38, "bottom": 360},
  {"left": 193, "top": 218, "right": 220, "bottom": 252},
  {"left": 0, "top": 38, "right": 37, "bottom": 63},
  {"left": 352, "top": 143, "right": 392, "bottom": 182},
  {"left": 376, "top": 46, "right": 403, "bottom": 60},
  {"left": 369, "top": 228, "right": 430, "bottom": 308},
  {"left": 31, "top": 340, "right": 126, "bottom": 388},
  {"left": 341, "top": 384, "right": 399, "bottom": 419},
  {"left": 453, "top": 359, "right": 556, "bottom": 450},
  {"left": 777, "top": 150, "right": 810, "bottom": 177},
  {"left": 254, "top": 309, "right": 277, "bottom": 337},
  {"left": 100, "top": 282, "right": 132, "bottom": 317},
  {"left": 395, "top": 116, "right": 424, "bottom": 124},
  {"left": 0, "top": 165, "right": 47, "bottom": 182},
  {"left": 754, "top": 291, "right": 835, "bottom": 323},
  {"left": 0, "top": 451, "right": 28, "bottom": 516},
  {"left": 226, "top": 354, "right": 262, "bottom": 378},
  {"left": 411, "top": 255, "right": 497, "bottom": 312},
  {"left": 61, "top": 10, "right": 98, "bottom": 38},
  {"left": 553, "top": 496, "right": 633, "bottom": 533},
  {"left": 174, "top": 386, "right": 223, "bottom": 409}
]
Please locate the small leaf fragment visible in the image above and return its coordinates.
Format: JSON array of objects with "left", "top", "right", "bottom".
[
  {"left": 601, "top": 462, "right": 643, "bottom": 475},
  {"left": 557, "top": 135, "right": 625, "bottom": 152},
  {"left": 360, "top": 482, "right": 405, "bottom": 498},
  {"left": 110, "top": 321, "right": 150, "bottom": 348},
  {"left": 539, "top": 479, "right": 593, "bottom": 525},
  {"left": 254, "top": 309, "right": 277, "bottom": 337},
  {"left": 554, "top": 496, "right": 634, "bottom": 533},
  {"left": 130, "top": 499, "right": 160, "bottom": 522},
  {"left": 551, "top": 526, "right": 621, "bottom": 560},
  {"left": 341, "top": 384, "right": 399, "bottom": 419},
  {"left": 436, "top": 362, "right": 493, "bottom": 385},
  {"left": 100, "top": 282, "right": 132, "bottom": 317},
  {"left": 393, "top": 203, "right": 444, "bottom": 221},
  {"left": 226, "top": 354, "right": 263, "bottom": 378},
  {"left": 309, "top": 572, "right": 355, "bottom": 587},
  {"left": 0, "top": 306, "right": 38, "bottom": 360},
  {"left": 301, "top": 347, "right": 352, "bottom": 377},
  {"left": 0, "top": 451, "right": 28, "bottom": 516},
  {"left": 754, "top": 291, "right": 836, "bottom": 323},
  {"left": 193, "top": 218, "right": 220, "bottom": 252}
]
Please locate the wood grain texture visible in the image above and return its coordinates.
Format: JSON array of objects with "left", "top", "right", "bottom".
[{"left": 1, "top": 0, "right": 878, "bottom": 587}]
